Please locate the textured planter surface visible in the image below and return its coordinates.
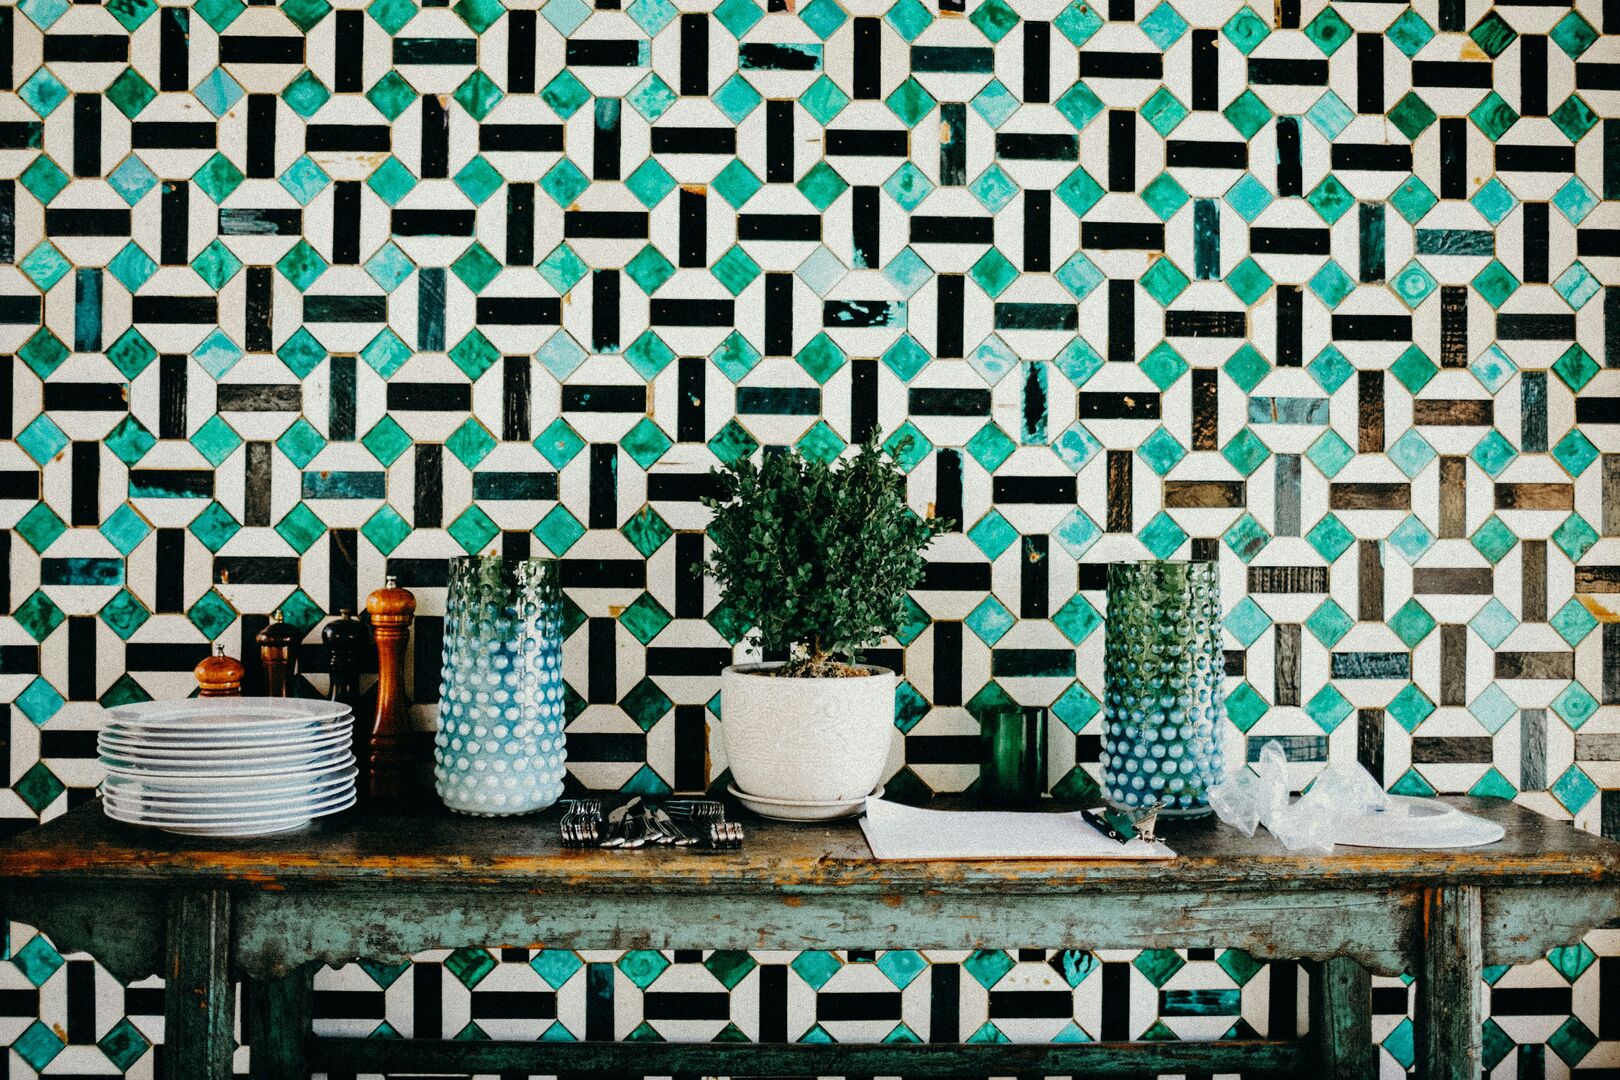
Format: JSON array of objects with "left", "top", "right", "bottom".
[{"left": 721, "top": 663, "right": 896, "bottom": 803}]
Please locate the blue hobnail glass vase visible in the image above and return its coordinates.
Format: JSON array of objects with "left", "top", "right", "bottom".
[
  {"left": 435, "top": 556, "right": 567, "bottom": 816},
  {"left": 1100, "top": 560, "right": 1225, "bottom": 818}
]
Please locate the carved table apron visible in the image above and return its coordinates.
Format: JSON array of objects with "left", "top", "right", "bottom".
[{"left": 2, "top": 797, "right": 1616, "bottom": 1080}]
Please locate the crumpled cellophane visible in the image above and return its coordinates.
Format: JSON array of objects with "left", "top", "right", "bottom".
[{"left": 1206, "top": 739, "right": 1400, "bottom": 853}]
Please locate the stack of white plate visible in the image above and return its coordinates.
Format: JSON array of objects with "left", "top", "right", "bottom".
[{"left": 98, "top": 698, "right": 358, "bottom": 837}]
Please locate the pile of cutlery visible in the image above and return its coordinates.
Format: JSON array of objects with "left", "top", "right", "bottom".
[{"left": 559, "top": 797, "right": 745, "bottom": 850}]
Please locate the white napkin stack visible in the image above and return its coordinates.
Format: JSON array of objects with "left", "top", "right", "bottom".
[{"left": 859, "top": 798, "right": 1175, "bottom": 861}]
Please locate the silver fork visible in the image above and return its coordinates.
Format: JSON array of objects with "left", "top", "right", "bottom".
[
  {"left": 561, "top": 798, "right": 602, "bottom": 847},
  {"left": 599, "top": 797, "right": 642, "bottom": 848}
]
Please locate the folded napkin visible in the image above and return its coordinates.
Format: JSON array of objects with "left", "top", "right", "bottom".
[{"left": 860, "top": 797, "right": 1175, "bottom": 860}]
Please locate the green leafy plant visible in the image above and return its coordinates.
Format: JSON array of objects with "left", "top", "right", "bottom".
[{"left": 699, "top": 437, "right": 951, "bottom": 677}]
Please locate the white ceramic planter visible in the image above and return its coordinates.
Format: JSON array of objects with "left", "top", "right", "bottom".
[{"left": 720, "top": 662, "right": 896, "bottom": 805}]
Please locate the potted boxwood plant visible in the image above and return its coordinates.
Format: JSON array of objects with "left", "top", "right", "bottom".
[{"left": 700, "top": 438, "right": 950, "bottom": 814}]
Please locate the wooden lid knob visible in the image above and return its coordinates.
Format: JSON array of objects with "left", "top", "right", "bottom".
[
  {"left": 195, "top": 643, "right": 245, "bottom": 696},
  {"left": 366, "top": 575, "right": 416, "bottom": 623},
  {"left": 256, "top": 609, "right": 299, "bottom": 648}
]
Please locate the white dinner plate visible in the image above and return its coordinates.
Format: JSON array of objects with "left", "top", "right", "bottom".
[
  {"left": 105, "top": 793, "right": 356, "bottom": 836},
  {"left": 100, "top": 751, "right": 356, "bottom": 784},
  {"left": 99, "top": 718, "right": 351, "bottom": 748},
  {"left": 98, "top": 728, "right": 350, "bottom": 761},
  {"left": 727, "top": 783, "right": 883, "bottom": 821},
  {"left": 106, "top": 698, "right": 351, "bottom": 732},
  {"left": 103, "top": 767, "right": 358, "bottom": 803},
  {"left": 104, "top": 786, "right": 355, "bottom": 823},
  {"left": 99, "top": 743, "right": 351, "bottom": 772}
]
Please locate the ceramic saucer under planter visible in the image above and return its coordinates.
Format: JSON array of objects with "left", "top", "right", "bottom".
[{"left": 728, "top": 783, "right": 884, "bottom": 822}]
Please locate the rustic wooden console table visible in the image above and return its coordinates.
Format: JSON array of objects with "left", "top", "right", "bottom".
[{"left": 2, "top": 797, "right": 1616, "bottom": 1080}]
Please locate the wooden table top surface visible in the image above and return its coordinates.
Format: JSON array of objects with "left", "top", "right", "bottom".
[{"left": 3, "top": 796, "right": 1616, "bottom": 895}]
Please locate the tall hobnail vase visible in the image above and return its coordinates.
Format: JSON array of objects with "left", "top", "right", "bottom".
[
  {"left": 1100, "top": 560, "right": 1225, "bottom": 818},
  {"left": 435, "top": 556, "right": 567, "bottom": 816}
]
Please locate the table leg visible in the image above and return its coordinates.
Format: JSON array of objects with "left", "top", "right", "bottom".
[
  {"left": 245, "top": 963, "right": 315, "bottom": 1080},
  {"left": 164, "top": 889, "right": 234, "bottom": 1080},
  {"left": 1416, "top": 885, "right": 1482, "bottom": 1080},
  {"left": 1308, "top": 956, "right": 1373, "bottom": 1079}
]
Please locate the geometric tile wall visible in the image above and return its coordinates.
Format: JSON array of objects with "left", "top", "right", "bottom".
[{"left": 0, "top": 0, "right": 1616, "bottom": 1070}]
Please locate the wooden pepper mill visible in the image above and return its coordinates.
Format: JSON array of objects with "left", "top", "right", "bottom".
[
  {"left": 194, "top": 644, "right": 244, "bottom": 697},
  {"left": 256, "top": 609, "right": 299, "bottom": 697},
  {"left": 323, "top": 610, "right": 368, "bottom": 790},
  {"left": 366, "top": 576, "right": 417, "bottom": 798}
]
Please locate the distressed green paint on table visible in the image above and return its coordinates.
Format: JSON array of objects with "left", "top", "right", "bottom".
[{"left": 2, "top": 798, "right": 1616, "bottom": 1079}]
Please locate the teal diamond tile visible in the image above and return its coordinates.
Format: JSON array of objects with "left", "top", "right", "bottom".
[
  {"left": 1551, "top": 598, "right": 1598, "bottom": 646},
  {"left": 1470, "top": 429, "right": 1517, "bottom": 477},
  {"left": 1139, "top": 511, "right": 1187, "bottom": 558},
  {"left": 1225, "top": 682, "right": 1269, "bottom": 731},
  {"left": 1053, "top": 593, "right": 1101, "bottom": 644},
  {"left": 1387, "top": 515, "right": 1433, "bottom": 563},
  {"left": 1391, "top": 260, "right": 1437, "bottom": 307},
  {"left": 1553, "top": 262, "right": 1599, "bottom": 309},
  {"left": 15, "top": 503, "right": 65, "bottom": 554},
  {"left": 189, "top": 502, "right": 240, "bottom": 553},
  {"left": 1386, "top": 684, "right": 1434, "bottom": 732},
  {"left": 361, "top": 415, "right": 412, "bottom": 466},
  {"left": 12, "top": 1020, "right": 64, "bottom": 1072},
  {"left": 1306, "top": 599, "right": 1353, "bottom": 647},
  {"left": 1470, "top": 597, "right": 1518, "bottom": 649},
  {"left": 1305, "top": 683, "right": 1352, "bottom": 732},
  {"left": 445, "top": 418, "right": 497, "bottom": 469},
  {"left": 971, "top": 78, "right": 1019, "bottom": 126},
  {"left": 535, "top": 506, "right": 586, "bottom": 555},
  {"left": 1137, "top": 427, "right": 1186, "bottom": 476},
  {"left": 622, "top": 418, "right": 673, "bottom": 469},
  {"left": 625, "top": 158, "right": 676, "bottom": 208},
  {"left": 276, "top": 417, "right": 326, "bottom": 468},
  {"left": 622, "top": 507, "right": 673, "bottom": 558},
  {"left": 1390, "top": 175, "right": 1437, "bottom": 223},
  {"left": 1306, "top": 513, "right": 1354, "bottom": 561},
  {"left": 620, "top": 592, "right": 672, "bottom": 644},
  {"left": 966, "top": 422, "right": 1016, "bottom": 472},
  {"left": 1471, "top": 177, "right": 1516, "bottom": 224},
  {"left": 17, "top": 413, "right": 68, "bottom": 464},
  {"left": 97, "top": 1017, "right": 150, "bottom": 1071},
  {"left": 1551, "top": 681, "right": 1598, "bottom": 729},
  {"left": 1469, "top": 683, "right": 1516, "bottom": 733},
  {"left": 965, "top": 596, "right": 1015, "bottom": 645},
  {"left": 968, "top": 509, "right": 1018, "bottom": 558},
  {"left": 1550, "top": 766, "right": 1597, "bottom": 816},
  {"left": 970, "top": 165, "right": 1019, "bottom": 215},
  {"left": 1387, "top": 429, "right": 1435, "bottom": 478},
  {"left": 1470, "top": 514, "right": 1517, "bottom": 563},
  {"left": 1222, "top": 428, "right": 1271, "bottom": 476},
  {"left": 15, "top": 676, "right": 64, "bottom": 724},
  {"left": 100, "top": 503, "right": 152, "bottom": 555},
  {"left": 1552, "top": 429, "right": 1599, "bottom": 478},
  {"left": 1552, "top": 512, "right": 1598, "bottom": 562},
  {"left": 18, "top": 155, "right": 68, "bottom": 204},
  {"left": 1222, "top": 5, "right": 1269, "bottom": 52},
  {"left": 800, "top": 74, "right": 849, "bottom": 125},
  {"left": 1389, "top": 598, "right": 1436, "bottom": 647},
  {"left": 1141, "top": 86, "right": 1187, "bottom": 136},
  {"left": 1468, "top": 344, "right": 1515, "bottom": 394},
  {"left": 1225, "top": 597, "right": 1272, "bottom": 647},
  {"left": 1306, "top": 92, "right": 1351, "bottom": 139},
  {"left": 1552, "top": 344, "right": 1599, "bottom": 392},
  {"left": 448, "top": 505, "right": 500, "bottom": 554},
  {"left": 1223, "top": 512, "right": 1270, "bottom": 563},
  {"left": 1223, "top": 89, "right": 1272, "bottom": 139},
  {"left": 187, "top": 588, "right": 238, "bottom": 639},
  {"left": 886, "top": 76, "right": 936, "bottom": 127}
]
